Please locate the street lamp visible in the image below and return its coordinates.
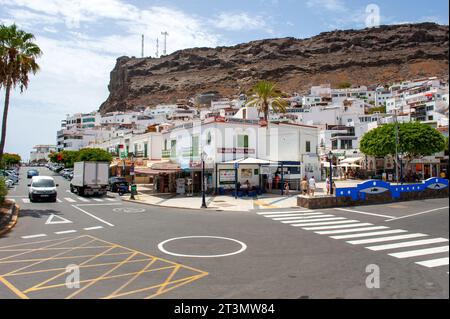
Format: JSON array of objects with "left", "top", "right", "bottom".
[
  {"left": 129, "top": 154, "right": 136, "bottom": 200},
  {"left": 201, "top": 151, "right": 207, "bottom": 209},
  {"left": 328, "top": 151, "right": 334, "bottom": 195}
]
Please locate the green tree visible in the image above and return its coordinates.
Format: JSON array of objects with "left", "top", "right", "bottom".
[
  {"left": 0, "top": 177, "right": 8, "bottom": 203},
  {"left": 77, "top": 148, "right": 113, "bottom": 163},
  {"left": 337, "top": 82, "right": 352, "bottom": 89},
  {"left": 246, "top": 80, "right": 288, "bottom": 122},
  {"left": 0, "top": 152, "right": 21, "bottom": 168},
  {"left": 360, "top": 122, "right": 446, "bottom": 166},
  {"left": 0, "top": 24, "right": 42, "bottom": 163},
  {"left": 49, "top": 150, "right": 78, "bottom": 168}
]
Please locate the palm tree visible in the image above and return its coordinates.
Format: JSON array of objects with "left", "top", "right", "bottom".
[
  {"left": 0, "top": 24, "right": 42, "bottom": 162},
  {"left": 246, "top": 80, "right": 288, "bottom": 122}
]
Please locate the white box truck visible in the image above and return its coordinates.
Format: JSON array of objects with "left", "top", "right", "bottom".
[{"left": 70, "top": 162, "right": 109, "bottom": 196}]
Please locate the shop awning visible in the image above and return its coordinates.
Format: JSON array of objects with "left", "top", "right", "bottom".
[
  {"left": 220, "top": 157, "right": 277, "bottom": 165},
  {"left": 135, "top": 168, "right": 181, "bottom": 175},
  {"left": 339, "top": 157, "right": 363, "bottom": 164}
]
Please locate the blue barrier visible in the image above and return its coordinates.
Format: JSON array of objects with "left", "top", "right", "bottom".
[{"left": 336, "top": 178, "right": 449, "bottom": 201}]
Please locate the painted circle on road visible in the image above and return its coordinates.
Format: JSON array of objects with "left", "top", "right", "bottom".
[
  {"left": 157, "top": 236, "right": 247, "bottom": 258},
  {"left": 113, "top": 207, "right": 146, "bottom": 213}
]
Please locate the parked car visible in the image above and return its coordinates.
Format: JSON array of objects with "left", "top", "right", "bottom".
[
  {"left": 108, "top": 177, "right": 130, "bottom": 193},
  {"left": 60, "top": 169, "right": 73, "bottom": 179},
  {"left": 0, "top": 170, "right": 18, "bottom": 184},
  {"left": 4, "top": 179, "right": 14, "bottom": 188},
  {"left": 27, "top": 169, "right": 39, "bottom": 179},
  {"left": 28, "top": 176, "right": 58, "bottom": 202}
]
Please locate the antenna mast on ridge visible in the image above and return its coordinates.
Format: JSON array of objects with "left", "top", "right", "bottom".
[
  {"left": 156, "top": 38, "right": 159, "bottom": 58},
  {"left": 161, "top": 31, "right": 168, "bottom": 56},
  {"left": 141, "top": 34, "right": 144, "bottom": 58}
]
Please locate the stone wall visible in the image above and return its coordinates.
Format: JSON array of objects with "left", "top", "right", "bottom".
[{"left": 298, "top": 188, "right": 449, "bottom": 209}]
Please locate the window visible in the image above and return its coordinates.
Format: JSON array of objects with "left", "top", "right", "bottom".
[
  {"left": 192, "top": 136, "right": 199, "bottom": 157},
  {"left": 237, "top": 135, "right": 249, "bottom": 148},
  {"left": 306, "top": 141, "right": 311, "bottom": 153}
]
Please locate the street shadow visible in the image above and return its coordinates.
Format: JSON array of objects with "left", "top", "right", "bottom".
[{"left": 18, "top": 209, "right": 63, "bottom": 219}]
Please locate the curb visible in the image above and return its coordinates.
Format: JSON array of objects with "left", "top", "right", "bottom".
[
  {"left": 121, "top": 198, "right": 225, "bottom": 211},
  {"left": 0, "top": 203, "right": 20, "bottom": 237}
]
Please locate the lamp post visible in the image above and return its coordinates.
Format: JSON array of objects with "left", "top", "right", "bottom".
[
  {"left": 201, "top": 151, "right": 207, "bottom": 209},
  {"left": 394, "top": 108, "right": 399, "bottom": 184},
  {"left": 328, "top": 151, "right": 334, "bottom": 195},
  {"left": 130, "top": 154, "right": 136, "bottom": 200}
]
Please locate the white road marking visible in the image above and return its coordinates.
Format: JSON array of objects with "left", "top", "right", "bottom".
[
  {"left": 71, "top": 205, "right": 114, "bottom": 227},
  {"left": 76, "top": 197, "right": 90, "bottom": 202},
  {"left": 282, "top": 217, "right": 346, "bottom": 224},
  {"left": 21, "top": 234, "right": 47, "bottom": 239},
  {"left": 257, "top": 210, "right": 313, "bottom": 215},
  {"left": 389, "top": 246, "right": 449, "bottom": 259},
  {"left": 385, "top": 207, "right": 450, "bottom": 222},
  {"left": 330, "top": 229, "right": 407, "bottom": 240},
  {"left": 273, "top": 214, "right": 335, "bottom": 221},
  {"left": 106, "top": 198, "right": 117, "bottom": 202},
  {"left": 315, "top": 226, "right": 389, "bottom": 235},
  {"left": 83, "top": 226, "right": 104, "bottom": 231},
  {"left": 347, "top": 233, "right": 428, "bottom": 245},
  {"left": 64, "top": 197, "right": 76, "bottom": 203},
  {"left": 292, "top": 220, "right": 360, "bottom": 227},
  {"left": 21, "top": 198, "right": 30, "bottom": 203},
  {"left": 366, "top": 238, "right": 449, "bottom": 251},
  {"left": 56, "top": 199, "right": 62, "bottom": 203},
  {"left": 75, "top": 203, "right": 122, "bottom": 207},
  {"left": 45, "top": 214, "right": 72, "bottom": 225},
  {"left": 92, "top": 198, "right": 104, "bottom": 202},
  {"left": 416, "top": 257, "right": 449, "bottom": 268},
  {"left": 334, "top": 208, "right": 395, "bottom": 219},
  {"left": 303, "top": 223, "right": 373, "bottom": 231},
  {"left": 55, "top": 230, "right": 77, "bottom": 235},
  {"left": 264, "top": 212, "right": 324, "bottom": 218}
]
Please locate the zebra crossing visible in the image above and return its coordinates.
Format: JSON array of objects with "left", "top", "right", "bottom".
[
  {"left": 257, "top": 209, "right": 449, "bottom": 271},
  {"left": 19, "top": 197, "right": 119, "bottom": 204}
]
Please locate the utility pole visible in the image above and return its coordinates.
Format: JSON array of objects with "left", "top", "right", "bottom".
[
  {"left": 394, "top": 107, "right": 399, "bottom": 184},
  {"left": 141, "top": 34, "right": 144, "bottom": 58},
  {"left": 161, "top": 31, "right": 169, "bottom": 55}
]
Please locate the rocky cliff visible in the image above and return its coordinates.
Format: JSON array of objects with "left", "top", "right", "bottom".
[{"left": 99, "top": 23, "right": 449, "bottom": 113}]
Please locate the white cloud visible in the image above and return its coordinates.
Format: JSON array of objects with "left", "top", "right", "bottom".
[
  {"left": 306, "top": 0, "right": 346, "bottom": 12},
  {"left": 213, "top": 12, "right": 268, "bottom": 31},
  {"left": 0, "top": 0, "right": 227, "bottom": 158}
]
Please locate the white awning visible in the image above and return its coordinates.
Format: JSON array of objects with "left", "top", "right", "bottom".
[
  {"left": 221, "top": 157, "right": 276, "bottom": 165},
  {"left": 339, "top": 157, "right": 363, "bottom": 164}
]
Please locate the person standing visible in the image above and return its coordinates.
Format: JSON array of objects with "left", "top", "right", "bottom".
[
  {"left": 308, "top": 176, "right": 316, "bottom": 197},
  {"left": 325, "top": 176, "right": 331, "bottom": 195},
  {"left": 284, "top": 181, "right": 290, "bottom": 196},
  {"left": 300, "top": 177, "right": 308, "bottom": 196}
]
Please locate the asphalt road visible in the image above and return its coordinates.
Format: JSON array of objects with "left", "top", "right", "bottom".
[{"left": 0, "top": 167, "right": 448, "bottom": 299}]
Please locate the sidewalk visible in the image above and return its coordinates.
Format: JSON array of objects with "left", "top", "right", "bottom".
[{"left": 123, "top": 180, "right": 369, "bottom": 212}]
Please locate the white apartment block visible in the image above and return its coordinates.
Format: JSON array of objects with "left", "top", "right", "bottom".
[{"left": 30, "top": 145, "right": 57, "bottom": 162}]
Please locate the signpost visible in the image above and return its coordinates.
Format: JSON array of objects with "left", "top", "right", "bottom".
[{"left": 234, "top": 162, "right": 239, "bottom": 199}]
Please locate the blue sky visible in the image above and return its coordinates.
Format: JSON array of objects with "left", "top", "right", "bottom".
[{"left": 0, "top": 0, "right": 449, "bottom": 160}]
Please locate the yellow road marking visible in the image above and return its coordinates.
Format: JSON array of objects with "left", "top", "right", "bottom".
[
  {"left": 65, "top": 252, "right": 138, "bottom": 299},
  {"left": 29, "top": 263, "right": 176, "bottom": 293},
  {"left": 105, "top": 274, "right": 205, "bottom": 299},
  {"left": 24, "top": 245, "right": 118, "bottom": 293},
  {"left": 107, "top": 257, "right": 158, "bottom": 298},
  {"left": 253, "top": 200, "right": 278, "bottom": 209},
  {"left": 6, "top": 257, "right": 152, "bottom": 277},
  {"left": 2, "top": 235, "right": 208, "bottom": 299},
  {"left": 0, "top": 236, "right": 83, "bottom": 262},
  {"left": 0, "top": 276, "right": 29, "bottom": 299},
  {"left": 145, "top": 275, "right": 205, "bottom": 299}
]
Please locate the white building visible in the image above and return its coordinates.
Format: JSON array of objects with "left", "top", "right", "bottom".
[{"left": 30, "top": 145, "right": 57, "bottom": 163}]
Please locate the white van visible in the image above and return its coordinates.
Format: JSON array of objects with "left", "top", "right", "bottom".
[{"left": 28, "top": 176, "right": 59, "bottom": 202}]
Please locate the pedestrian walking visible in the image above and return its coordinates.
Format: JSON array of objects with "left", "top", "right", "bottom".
[{"left": 284, "top": 181, "right": 290, "bottom": 196}]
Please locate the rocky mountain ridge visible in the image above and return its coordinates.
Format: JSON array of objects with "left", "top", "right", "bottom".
[{"left": 99, "top": 23, "right": 449, "bottom": 113}]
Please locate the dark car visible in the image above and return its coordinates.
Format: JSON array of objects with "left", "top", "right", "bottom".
[
  {"left": 108, "top": 177, "right": 129, "bottom": 192},
  {"left": 27, "top": 169, "right": 39, "bottom": 179}
]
